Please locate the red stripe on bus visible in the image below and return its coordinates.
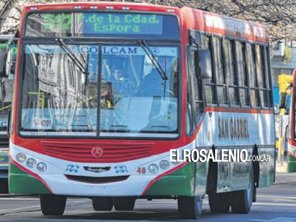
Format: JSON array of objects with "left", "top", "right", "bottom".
[
  {"left": 204, "top": 107, "right": 273, "bottom": 114},
  {"left": 10, "top": 157, "right": 53, "bottom": 193},
  {"left": 141, "top": 162, "right": 188, "bottom": 195}
]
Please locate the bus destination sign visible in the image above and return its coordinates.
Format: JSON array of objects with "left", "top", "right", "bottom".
[
  {"left": 83, "top": 13, "right": 163, "bottom": 35},
  {"left": 33, "top": 13, "right": 163, "bottom": 36}
]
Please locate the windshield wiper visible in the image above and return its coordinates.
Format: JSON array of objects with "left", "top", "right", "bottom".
[
  {"left": 55, "top": 38, "right": 88, "bottom": 75},
  {"left": 139, "top": 40, "right": 168, "bottom": 81}
]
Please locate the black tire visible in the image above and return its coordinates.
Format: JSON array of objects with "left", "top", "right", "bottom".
[
  {"left": 208, "top": 192, "right": 230, "bottom": 213},
  {"left": 230, "top": 166, "right": 254, "bottom": 214},
  {"left": 113, "top": 197, "right": 135, "bottom": 211},
  {"left": 253, "top": 186, "right": 257, "bottom": 202},
  {"left": 40, "top": 194, "right": 66, "bottom": 216},
  {"left": 178, "top": 196, "right": 203, "bottom": 219},
  {"left": 92, "top": 197, "right": 113, "bottom": 211}
]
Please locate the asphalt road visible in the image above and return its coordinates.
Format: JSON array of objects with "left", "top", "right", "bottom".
[{"left": 0, "top": 173, "right": 296, "bottom": 222}]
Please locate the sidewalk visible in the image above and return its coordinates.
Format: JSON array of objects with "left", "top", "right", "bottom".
[{"left": 274, "top": 172, "right": 296, "bottom": 184}]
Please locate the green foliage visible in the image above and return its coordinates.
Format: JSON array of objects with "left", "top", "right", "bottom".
[{"left": 283, "top": 47, "right": 292, "bottom": 63}]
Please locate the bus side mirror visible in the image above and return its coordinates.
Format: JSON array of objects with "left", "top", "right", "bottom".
[
  {"left": 0, "top": 47, "right": 7, "bottom": 77},
  {"left": 198, "top": 49, "right": 212, "bottom": 79},
  {"left": 5, "top": 49, "right": 14, "bottom": 78},
  {"left": 279, "top": 82, "right": 293, "bottom": 109}
]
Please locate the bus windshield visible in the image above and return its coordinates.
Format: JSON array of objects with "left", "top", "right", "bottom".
[{"left": 20, "top": 44, "right": 179, "bottom": 137}]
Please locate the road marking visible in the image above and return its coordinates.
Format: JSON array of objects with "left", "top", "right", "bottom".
[
  {"left": 251, "top": 217, "right": 296, "bottom": 222},
  {"left": 254, "top": 202, "right": 296, "bottom": 207},
  {"left": 0, "top": 205, "right": 40, "bottom": 215},
  {"left": 257, "top": 195, "right": 296, "bottom": 199},
  {"left": 0, "top": 200, "right": 88, "bottom": 215},
  {"left": 0, "top": 198, "right": 39, "bottom": 201}
]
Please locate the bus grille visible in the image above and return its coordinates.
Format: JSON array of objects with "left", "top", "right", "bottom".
[
  {"left": 42, "top": 141, "right": 153, "bottom": 163},
  {"left": 65, "top": 175, "right": 129, "bottom": 184}
]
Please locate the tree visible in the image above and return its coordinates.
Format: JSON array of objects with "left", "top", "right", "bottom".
[
  {"left": 158, "top": 0, "right": 296, "bottom": 42},
  {"left": 2, "top": 0, "right": 296, "bottom": 43}
]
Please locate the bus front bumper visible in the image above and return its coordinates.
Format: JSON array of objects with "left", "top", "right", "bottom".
[{"left": 9, "top": 143, "right": 195, "bottom": 197}]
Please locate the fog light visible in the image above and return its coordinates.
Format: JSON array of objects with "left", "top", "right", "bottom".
[
  {"left": 148, "top": 164, "right": 159, "bottom": 174},
  {"left": 26, "top": 158, "right": 36, "bottom": 168},
  {"left": 37, "top": 162, "right": 47, "bottom": 172},
  {"left": 16, "top": 153, "right": 26, "bottom": 163},
  {"left": 159, "top": 160, "right": 170, "bottom": 170}
]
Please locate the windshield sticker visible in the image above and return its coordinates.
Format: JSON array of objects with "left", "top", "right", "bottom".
[{"left": 32, "top": 117, "right": 53, "bottom": 129}]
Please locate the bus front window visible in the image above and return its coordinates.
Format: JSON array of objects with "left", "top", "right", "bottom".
[
  {"left": 100, "top": 45, "right": 178, "bottom": 136},
  {"left": 20, "top": 44, "right": 179, "bottom": 137}
]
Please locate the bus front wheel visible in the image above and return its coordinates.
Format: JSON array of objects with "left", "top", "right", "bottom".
[
  {"left": 178, "top": 196, "right": 202, "bottom": 219},
  {"left": 230, "top": 166, "right": 254, "bottom": 213},
  {"left": 92, "top": 197, "right": 113, "bottom": 211},
  {"left": 113, "top": 197, "right": 135, "bottom": 211},
  {"left": 40, "top": 194, "right": 66, "bottom": 215}
]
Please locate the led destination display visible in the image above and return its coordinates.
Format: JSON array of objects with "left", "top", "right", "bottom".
[{"left": 25, "top": 12, "right": 179, "bottom": 38}]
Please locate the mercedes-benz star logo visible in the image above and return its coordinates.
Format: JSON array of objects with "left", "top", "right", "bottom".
[
  {"left": 151, "top": 48, "right": 160, "bottom": 54},
  {"left": 91, "top": 147, "right": 104, "bottom": 158}
]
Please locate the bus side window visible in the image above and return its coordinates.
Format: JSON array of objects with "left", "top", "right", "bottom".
[
  {"left": 202, "top": 35, "right": 216, "bottom": 105},
  {"left": 263, "top": 46, "right": 272, "bottom": 108},
  {"left": 224, "top": 39, "right": 239, "bottom": 106},
  {"left": 235, "top": 41, "right": 250, "bottom": 107},
  {"left": 186, "top": 45, "right": 202, "bottom": 135},
  {"left": 212, "top": 37, "right": 227, "bottom": 105},
  {"left": 255, "top": 45, "right": 270, "bottom": 108},
  {"left": 246, "top": 44, "right": 259, "bottom": 107}
]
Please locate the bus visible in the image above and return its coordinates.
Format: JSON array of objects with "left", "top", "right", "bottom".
[
  {"left": 8, "top": 2, "right": 275, "bottom": 219},
  {"left": 276, "top": 74, "right": 292, "bottom": 162},
  {"left": 0, "top": 34, "right": 16, "bottom": 193},
  {"left": 284, "top": 70, "right": 296, "bottom": 171}
]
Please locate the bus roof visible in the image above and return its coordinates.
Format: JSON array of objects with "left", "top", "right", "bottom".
[
  {"left": 181, "top": 7, "right": 268, "bottom": 43},
  {"left": 23, "top": 2, "right": 179, "bottom": 14},
  {"left": 22, "top": 2, "right": 268, "bottom": 43}
]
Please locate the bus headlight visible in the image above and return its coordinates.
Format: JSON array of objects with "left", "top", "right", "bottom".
[
  {"left": 148, "top": 164, "right": 159, "bottom": 174},
  {"left": 37, "top": 162, "right": 47, "bottom": 172},
  {"left": 16, "top": 153, "right": 27, "bottom": 163},
  {"left": 26, "top": 158, "right": 37, "bottom": 168},
  {"left": 159, "top": 160, "right": 170, "bottom": 170}
]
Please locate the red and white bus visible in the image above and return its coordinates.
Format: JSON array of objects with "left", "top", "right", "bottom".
[
  {"left": 9, "top": 2, "right": 275, "bottom": 219},
  {"left": 287, "top": 70, "right": 296, "bottom": 171}
]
